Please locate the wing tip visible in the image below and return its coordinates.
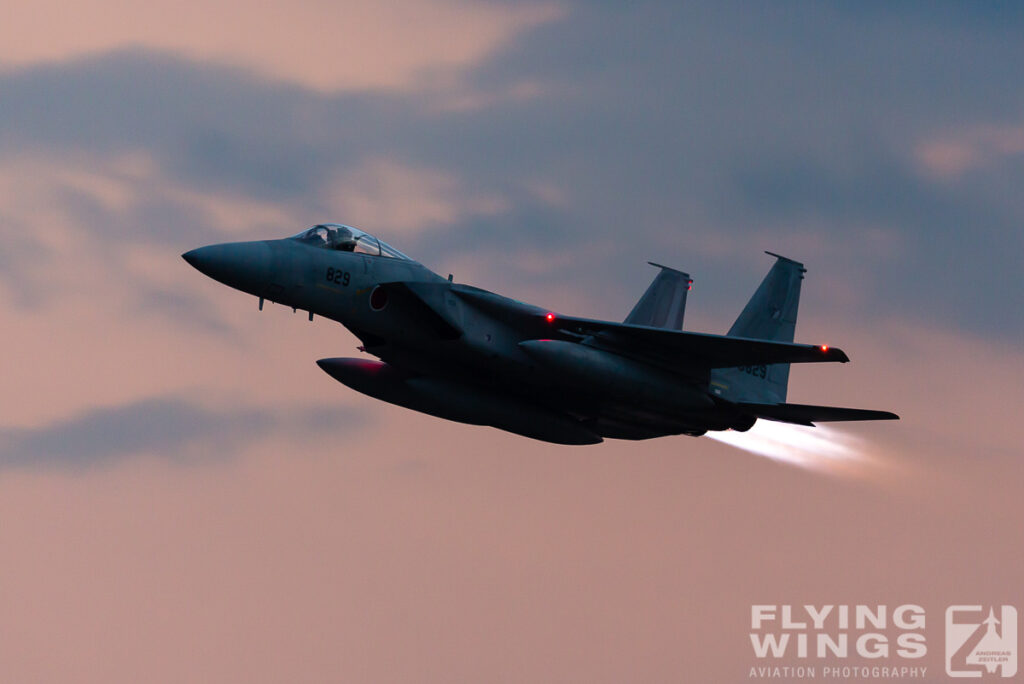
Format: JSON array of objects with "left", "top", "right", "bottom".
[{"left": 816, "top": 345, "right": 849, "bottom": 362}]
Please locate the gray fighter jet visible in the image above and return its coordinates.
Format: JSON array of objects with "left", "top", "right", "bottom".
[{"left": 183, "top": 223, "right": 898, "bottom": 444}]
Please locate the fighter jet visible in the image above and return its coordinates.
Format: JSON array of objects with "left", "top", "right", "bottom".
[{"left": 183, "top": 223, "right": 898, "bottom": 445}]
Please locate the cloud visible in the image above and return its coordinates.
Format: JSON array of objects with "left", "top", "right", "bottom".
[
  {"left": 915, "top": 124, "right": 1024, "bottom": 179},
  {"left": 0, "top": 396, "right": 363, "bottom": 469},
  {"left": 324, "top": 157, "right": 509, "bottom": 234},
  {"left": 0, "top": 3, "right": 1022, "bottom": 341},
  {"left": 0, "top": 151, "right": 288, "bottom": 318},
  {"left": 1, "top": 0, "right": 564, "bottom": 92}
]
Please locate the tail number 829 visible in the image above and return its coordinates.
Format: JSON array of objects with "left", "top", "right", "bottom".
[{"left": 739, "top": 364, "right": 767, "bottom": 379}]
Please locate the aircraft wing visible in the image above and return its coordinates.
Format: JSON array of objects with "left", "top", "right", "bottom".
[
  {"left": 451, "top": 284, "right": 849, "bottom": 369},
  {"left": 572, "top": 319, "right": 848, "bottom": 367}
]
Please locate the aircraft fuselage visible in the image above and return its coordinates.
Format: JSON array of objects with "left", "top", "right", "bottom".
[{"left": 183, "top": 225, "right": 897, "bottom": 444}]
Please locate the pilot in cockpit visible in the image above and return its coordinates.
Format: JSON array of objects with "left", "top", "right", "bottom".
[{"left": 290, "top": 223, "right": 410, "bottom": 259}]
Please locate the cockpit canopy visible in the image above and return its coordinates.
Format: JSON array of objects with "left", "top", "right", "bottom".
[{"left": 290, "top": 223, "right": 410, "bottom": 260}]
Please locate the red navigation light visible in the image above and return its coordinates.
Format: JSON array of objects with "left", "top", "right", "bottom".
[
  {"left": 820, "top": 344, "right": 829, "bottom": 353},
  {"left": 545, "top": 312, "right": 556, "bottom": 323}
]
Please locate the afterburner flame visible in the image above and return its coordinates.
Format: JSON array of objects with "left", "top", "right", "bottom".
[{"left": 707, "top": 420, "right": 872, "bottom": 475}]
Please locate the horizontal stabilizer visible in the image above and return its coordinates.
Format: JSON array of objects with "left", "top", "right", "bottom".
[{"left": 738, "top": 402, "right": 900, "bottom": 426}]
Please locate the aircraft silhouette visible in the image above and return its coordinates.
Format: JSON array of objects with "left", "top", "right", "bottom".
[{"left": 184, "top": 223, "right": 897, "bottom": 444}]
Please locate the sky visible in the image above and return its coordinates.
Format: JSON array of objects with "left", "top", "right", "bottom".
[{"left": 1, "top": 1, "right": 1022, "bottom": 682}]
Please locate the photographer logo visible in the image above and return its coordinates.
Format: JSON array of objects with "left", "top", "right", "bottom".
[{"left": 945, "top": 605, "right": 1017, "bottom": 678}]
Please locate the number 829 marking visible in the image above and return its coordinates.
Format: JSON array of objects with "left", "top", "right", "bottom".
[
  {"left": 326, "top": 267, "right": 350, "bottom": 286},
  {"left": 739, "top": 364, "right": 767, "bottom": 379}
]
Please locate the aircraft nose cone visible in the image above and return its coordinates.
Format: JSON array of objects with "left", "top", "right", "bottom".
[
  {"left": 182, "top": 241, "right": 273, "bottom": 294},
  {"left": 181, "top": 248, "right": 203, "bottom": 269},
  {"left": 181, "top": 244, "right": 228, "bottom": 276}
]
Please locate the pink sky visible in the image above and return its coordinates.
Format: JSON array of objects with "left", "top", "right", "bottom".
[{"left": 1, "top": 2, "right": 1022, "bottom": 682}]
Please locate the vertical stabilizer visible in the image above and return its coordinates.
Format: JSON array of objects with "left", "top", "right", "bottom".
[
  {"left": 624, "top": 262, "right": 692, "bottom": 330},
  {"left": 711, "top": 253, "right": 805, "bottom": 403}
]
